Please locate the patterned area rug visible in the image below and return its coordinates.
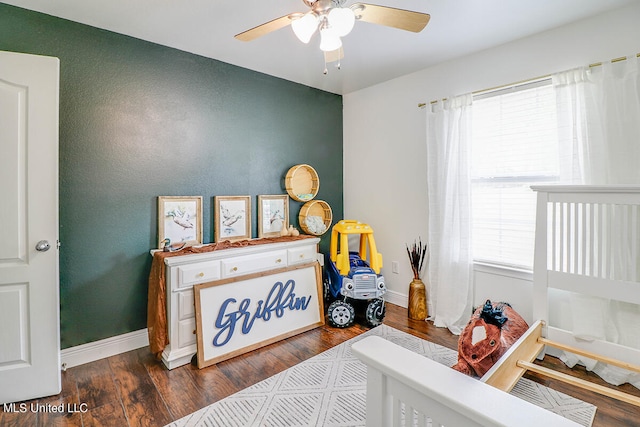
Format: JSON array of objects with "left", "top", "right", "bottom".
[{"left": 167, "top": 325, "right": 596, "bottom": 427}]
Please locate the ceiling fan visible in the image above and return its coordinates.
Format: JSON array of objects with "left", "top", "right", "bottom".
[{"left": 234, "top": 0, "right": 430, "bottom": 71}]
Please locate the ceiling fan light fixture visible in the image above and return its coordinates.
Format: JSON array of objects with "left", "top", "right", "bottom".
[
  {"left": 291, "top": 12, "right": 319, "bottom": 43},
  {"left": 327, "top": 7, "right": 355, "bottom": 37},
  {"left": 319, "top": 26, "right": 342, "bottom": 52}
]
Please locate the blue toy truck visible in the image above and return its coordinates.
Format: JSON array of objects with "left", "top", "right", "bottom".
[{"left": 324, "top": 220, "right": 386, "bottom": 327}]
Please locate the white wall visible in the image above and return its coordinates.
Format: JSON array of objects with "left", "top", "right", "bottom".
[{"left": 343, "top": 2, "right": 640, "bottom": 318}]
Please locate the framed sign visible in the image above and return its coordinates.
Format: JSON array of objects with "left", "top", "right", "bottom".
[
  {"left": 194, "top": 262, "right": 324, "bottom": 368},
  {"left": 214, "top": 195, "right": 251, "bottom": 242},
  {"left": 157, "top": 196, "right": 203, "bottom": 249},
  {"left": 258, "top": 194, "right": 289, "bottom": 238}
]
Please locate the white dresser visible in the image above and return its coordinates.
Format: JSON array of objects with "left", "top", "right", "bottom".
[{"left": 159, "top": 237, "right": 321, "bottom": 369}]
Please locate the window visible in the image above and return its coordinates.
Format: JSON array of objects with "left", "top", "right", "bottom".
[{"left": 471, "top": 79, "right": 564, "bottom": 270}]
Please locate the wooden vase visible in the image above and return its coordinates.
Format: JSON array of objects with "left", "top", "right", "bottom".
[{"left": 408, "top": 278, "right": 428, "bottom": 320}]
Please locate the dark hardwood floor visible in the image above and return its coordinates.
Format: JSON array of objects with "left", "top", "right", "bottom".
[{"left": 1, "top": 303, "right": 638, "bottom": 426}]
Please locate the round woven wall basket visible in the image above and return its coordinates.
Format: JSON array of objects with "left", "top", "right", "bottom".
[
  {"left": 285, "top": 164, "right": 319, "bottom": 202},
  {"left": 299, "top": 200, "right": 332, "bottom": 236}
]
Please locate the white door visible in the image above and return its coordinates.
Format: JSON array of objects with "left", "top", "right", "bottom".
[{"left": 0, "top": 51, "right": 60, "bottom": 404}]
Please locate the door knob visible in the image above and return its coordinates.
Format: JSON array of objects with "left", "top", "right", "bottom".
[{"left": 35, "top": 240, "right": 51, "bottom": 252}]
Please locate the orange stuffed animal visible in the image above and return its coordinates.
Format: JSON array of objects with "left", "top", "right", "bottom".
[{"left": 452, "top": 300, "right": 528, "bottom": 378}]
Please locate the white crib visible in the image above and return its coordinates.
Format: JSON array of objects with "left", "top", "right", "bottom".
[
  {"left": 530, "top": 185, "right": 640, "bottom": 368},
  {"left": 353, "top": 185, "right": 640, "bottom": 426},
  {"left": 352, "top": 336, "right": 581, "bottom": 427}
]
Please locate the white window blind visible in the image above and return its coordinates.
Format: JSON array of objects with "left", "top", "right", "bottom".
[{"left": 471, "top": 79, "right": 561, "bottom": 269}]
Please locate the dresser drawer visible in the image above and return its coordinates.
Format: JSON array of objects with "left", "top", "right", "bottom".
[
  {"left": 178, "top": 289, "right": 194, "bottom": 321},
  {"left": 177, "top": 261, "right": 221, "bottom": 287},
  {"left": 287, "top": 245, "right": 317, "bottom": 265},
  {"left": 221, "top": 250, "right": 287, "bottom": 278},
  {"left": 177, "top": 317, "right": 196, "bottom": 348}
]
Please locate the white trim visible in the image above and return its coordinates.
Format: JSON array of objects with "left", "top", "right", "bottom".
[
  {"left": 385, "top": 288, "right": 407, "bottom": 308},
  {"left": 60, "top": 328, "right": 149, "bottom": 369},
  {"left": 473, "top": 262, "right": 533, "bottom": 281}
]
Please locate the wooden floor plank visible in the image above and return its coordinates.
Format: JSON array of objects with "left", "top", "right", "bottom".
[
  {"left": 81, "top": 401, "right": 129, "bottom": 427},
  {"left": 37, "top": 411, "right": 83, "bottom": 427},
  {"left": 145, "top": 356, "right": 212, "bottom": 420},
  {"left": 108, "top": 348, "right": 173, "bottom": 427},
  {"left": 215, "top": 354, "right": 263, "bottom": 391},
  {"left": 72, "top": 358, "right": 118, "bottom": 409},
  {"left": 0, "top": 408, "right": 38, "bottom": 427},
  {"left": 241, "top": 344, "right": 294, "bottom": 378},
  {"left": 184, "top": 363, "right": 239, "bottom": 403}
]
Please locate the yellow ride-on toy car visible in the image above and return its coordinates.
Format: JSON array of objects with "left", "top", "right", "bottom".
[{"left": 324, "top": 220, "right": 386, "bottom": 328}]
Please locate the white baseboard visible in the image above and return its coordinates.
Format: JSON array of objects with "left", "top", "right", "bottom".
[
  {"left": 60, "top": 328, "right": 149, "bottom": 369},
  {"left": 385, "top": 289, "right": 408, "bottom": 308}
]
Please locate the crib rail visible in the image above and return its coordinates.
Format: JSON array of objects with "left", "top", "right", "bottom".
[
  {"left": 534, "top": 186, "right": 640, "bottom": 281},
  {"left": 532, "top": 186, "right": 640, "bottom": 274},
  {"left": 352, "top": 336, "right": 581, "bottom": 427}
]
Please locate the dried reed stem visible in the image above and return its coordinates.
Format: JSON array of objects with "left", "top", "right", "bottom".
[{"left": 406, "top": 238, "right": 429, "bottom": 280}]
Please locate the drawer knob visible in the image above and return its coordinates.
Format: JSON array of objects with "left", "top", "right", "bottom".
[
  {"left": 192, "top": 329, "right": 196, "bottom": 335},
  {"left": 197, "top": 272, "right": 205, "bottom": 278},
  {"left": 276, "top": 258, "right": 282, "bottom": 263},
  {"left": 299, "top": 254, "right": 304, "bottom": 258},
  {"left": 231, "top": 267, "right": 238, "bottom": 272}
]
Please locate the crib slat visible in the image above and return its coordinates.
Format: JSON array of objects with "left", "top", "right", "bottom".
[
  {"left": 597, "top": 203, "right": 604, "bottom": 278},
  {"left": 577, "top": 202, "right": 584, "bottom": 275},
  {"left": 605, "top": 204, "right": 612, "bottom": 279},
  {"left": 632, "top": 205, "right": 638, "bottom": 280},
  {"left": 550, "top": 202, "right": 557, "bottom": 271},
  {"left": 417, "top": 412, "right": 427, "bottom": 427},
  {"left": 567, "top": 202, "right": 573, "bottom": 273},
  {"left": 591, "top": 203, "right": 597, "bottom": 277},
  {"left": 582, "top": 203, "right": 594, "bottom": 276},
  {"left": 393, "top": 397, "right": 401, "bottom": 427},
  {"left": 559, "top": 202, "right": 565, "bottom": 271},
  {"left": 406, "top": 403, "right": 415, "bottom": 427}
]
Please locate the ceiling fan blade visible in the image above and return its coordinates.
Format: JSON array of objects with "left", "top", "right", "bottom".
[
  {"left": 235, "top": 15, "right": 294, "bottom": 42},
  {"left": 352, "top": 3, "right": 430, "bottom": 33}
]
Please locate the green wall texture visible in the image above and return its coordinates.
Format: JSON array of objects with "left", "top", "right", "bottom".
[{"left": 0, "top": 4, "right": 343, "bottom": 348}]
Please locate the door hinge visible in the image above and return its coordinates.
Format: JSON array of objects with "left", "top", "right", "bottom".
[{"left": 57, "top": 240, "right": 61, "bottom": 249}]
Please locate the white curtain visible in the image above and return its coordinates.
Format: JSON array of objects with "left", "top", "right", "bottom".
[
  {"left": 554, "top": 56, "right": 640, "bottom": 184},
  {"left": 553, "top": 54, "right": 640, "bottom": 387},
  {"left": 425, "top": 94, "right": 474, "bottom": 335}
]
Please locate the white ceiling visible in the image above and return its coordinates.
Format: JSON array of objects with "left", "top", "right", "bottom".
[{"left": 4, "top": 0, "right": 636, "bottom": 94}]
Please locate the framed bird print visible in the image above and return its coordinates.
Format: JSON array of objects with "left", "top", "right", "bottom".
[
  {"left": 258, "top": 194, "right": 289, "bottom": 238},
  {"left": 157, "top": 196, "right": 203, "bottom": 249},
  {"left": 214, "top": 195, "right": 251, "bottom": 242}
]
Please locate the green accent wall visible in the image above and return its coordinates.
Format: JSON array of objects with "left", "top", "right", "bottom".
[{"left": 0, "top": 4, "right": 343, "bottom": 348}]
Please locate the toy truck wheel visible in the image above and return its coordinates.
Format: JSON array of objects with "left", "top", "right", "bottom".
[
  {"left": 323, "top": 279, "right": 331, "bottom": 302},
  {"left": 327, "top": 300, "right": 355, "bottom": 328},
  {"left": 365, "top": 299, "right": 386, "bottom": 327}
]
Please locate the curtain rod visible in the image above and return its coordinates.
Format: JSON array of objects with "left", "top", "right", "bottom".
[
  {"left": 588, "top": 52, "right": 640, "bottom": 68},
  {"left": 418, "top": 52, "right": 640, "bottom": 108}
]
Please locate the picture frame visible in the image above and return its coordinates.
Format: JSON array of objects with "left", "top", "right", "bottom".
[
  {"left": 258, "top": 194, "right": 289, "bottom": 238},
  {"left": 157, "top": 196, "right": 203, "bottom": 249},
  {"left": 214, "top": 195, "right": 251, "bottom": 242},
  {"left": 194, "top": 262, "right": 324, "bottom": 368}
]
